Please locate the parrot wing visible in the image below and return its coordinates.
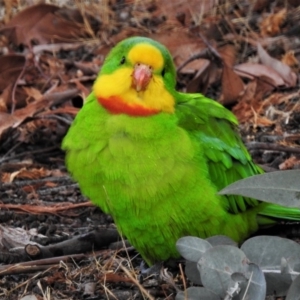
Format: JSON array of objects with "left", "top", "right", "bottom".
[{"left": 175, "top": 92, "right": 263, "bottom": 214}]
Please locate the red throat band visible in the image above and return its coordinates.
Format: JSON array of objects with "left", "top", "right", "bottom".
[{"left": 98, "top": 96, "right": 159, "bottom": 116}]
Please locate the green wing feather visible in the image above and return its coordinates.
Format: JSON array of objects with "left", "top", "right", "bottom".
[{"left": 175, "top": 92, "right": 263, "bottom": 214}]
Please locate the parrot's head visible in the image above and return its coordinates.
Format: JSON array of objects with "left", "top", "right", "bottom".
[{"left": 93, "top": 37, "right": 177, "bottom": 116}]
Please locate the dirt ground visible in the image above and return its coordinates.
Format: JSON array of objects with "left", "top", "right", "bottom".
[{"left": 1, "top": 0, "right": 300, "bottom": 299}]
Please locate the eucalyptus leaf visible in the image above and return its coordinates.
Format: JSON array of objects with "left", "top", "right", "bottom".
[
  {"left": 185, "top": 260, "right": 202, "bottom": 285},
  {"left": 231, "top": 272, "right": 247, "bottom": 283},
  {"left": 206, "top": 235, "right": 238, "bottom": 247},
  {"left": 176, "top": 287, "right": 221, "bottom": 300},
  {"left": 198, "top": 245, "right": 248, "bottom": 298},
  {"left": 238, "top": 263, "right": 266, "bottom": 300},
  {"left": 286, "top": 274, "right": 300, "bottom": 300},
  {"left": 218, "top": 170, "right": 300, "bottom": 208},
  {"left": 281, "top": 256, "right": 300, "bottom": 280},
  {"left": 176, "top": 236, "right": 212, "bottom": 262},
  {"left": 241, "top": 236, "right": 300, "bottom": 296}
]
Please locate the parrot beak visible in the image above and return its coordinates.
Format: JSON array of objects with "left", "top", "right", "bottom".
[{"left": 132, "top": 63, "right": 152, "bottom": 92}]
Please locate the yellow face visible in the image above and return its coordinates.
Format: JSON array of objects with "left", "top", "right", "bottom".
[{"left": 93, "top": 43, "right": 175, "bottom": 114}]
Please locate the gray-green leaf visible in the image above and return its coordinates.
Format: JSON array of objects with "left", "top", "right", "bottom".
[{"left": 218, "top": 170, "right": 300, "bottom": 208}]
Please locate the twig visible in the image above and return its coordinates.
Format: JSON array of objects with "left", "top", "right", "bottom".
[
  {"left": 35, "top": 114, "right": 73, "bottom": 125},
  {"left": 32, "top": 42, "right": 87, "bottom": 55},
  {"left": 0, "top": 145, "right": 59, "bottom": 163},
  {"left": 38, "top": 183, "right": 79, "bottom": 196},
  {"left": 176, "top": 48, "right": 211, "bottom": 73},
  {"left": 0, "top": 201, "right": 93, "bottom": 215},
  {"left": 1, "top": 176, "right": 72, "bottom": 187},
  {"left": 178, "top": 263, "right": 187, "bottom": 300},
  {"left": 246, "top": 142, "right": 300, "bottom": 154},
  {"left": 25, "top": 228, "right": 120, "bottom": 260},
  {"left": 120, "top": 262, "right": 156, "bottom": 300},
  {"left": 0, "top": 253, "right": 89, "bottom": 276},
  {"left": 1, "top": 140, "right": 23, "bottom": 159}
]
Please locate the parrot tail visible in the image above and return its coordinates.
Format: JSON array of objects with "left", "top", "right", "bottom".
[{"left": 257, "top": 203, "right": 300, "bottom": 226}]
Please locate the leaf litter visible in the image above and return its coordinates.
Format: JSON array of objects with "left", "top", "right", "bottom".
[{"left": 0, "top": 0, "right": 300, "bottom": 299}]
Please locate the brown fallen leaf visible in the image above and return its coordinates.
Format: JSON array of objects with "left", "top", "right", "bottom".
[
  {"left": 219, "top": 44, "right": 236, "bottom": 68},
  {"left": 0, "top": 3, "right": 91, "bottom": 46},
  {"left": 232, "top": 97, "right": 255, "bottom": 124},
  {"left": 155, "top": 33, "right": 207, "bottom": 71},
  {"left": 281, "top": 51, "right": 299, "bottom": 70},
  {"left": 220, "top": 64, "right": 245, "bottom": 105},
  {"left": 0, "top": 89, "right": 78, "bottom": 138},
  {"left": 255, "top": 76, "right": 278, "bottom": 98},
  {"left": 288, "top": 0, "right": 300, "bottom": 6},
  {"left": 150, "top": 0, "right": 217, "bottom": 27},
  {"left": 234, "top": 62, "right": 285, "bottom": 87},
  {"left": 23, "top": 87, "right": 43, "bottom": 102},
  {"left": 217, "top": 43, "right": 245, "bottom": 105},
  {"left": 238, "top": 80, "right": 257, "bottom": 104},
  {"left": 279, "top": 156, "right": 300, "bottom": 170},
  {"left": 10, "top": 167, "right": 50, "bottom": 183},
  {"left": 251, "top": 0, "right": 270, "bottom": 12},
  {"left": 0, "top": 54, "right": 25, "bottom": 90},
  {"left": 0, "top": 84, "right": 13, "bottom": 112},
  {"left": 257, "top": 43, "right": 297, "bottom": 87},
  {"left": 260, "top": 8, "right": 287, "bottom": 36},
  {"left": 6, "top": 168, "right": 26, "bottom": 183},
  {"left": 186, "top": 59, "right": 211, "bottom": 93},
  {"left": 254, "top": 115, "right": 274, "bottom": 127}
]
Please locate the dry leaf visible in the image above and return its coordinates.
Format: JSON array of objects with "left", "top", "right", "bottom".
[
  {"left": 23, "top": 87, "right": 43, "bottom": 102},
  {"left": 15, "top": 167, "right": 50, "bottom": 181},
  {"left": 220, "top": 64, "right": 244, "bottom": 105},
  {"left": 152, "top": 0, "right": 217, "bottom": 25},
  {"left": 257, "top": 44, "right": 297, "bottom": 87},
  {"left": 0, "top": 54, "right": 25, "bottom": 90},
  {"left": 232, "top": 99, "right": 255, "bottom": 124},
  {"left": 1, "top": 172, "right": 11, "bottom": 183},
  {"left": 0, "top": 3, "right": 91, "bottom": 46},
  {"left": 281, "top": 51, "right": 299, "bottom": 69},
  {"left": 234, "top": 62, "right": 285, "bottom": 87},
  {"left": 255, "top": 116, "right": 274, "bottom": 127},
  {"left": 186, "top": 59, "right": 211, "bottom": 93},
  {"left": 8, "top": 168, "right": 25, "bottom": 183},
  {"left": 0, "top": 84, "right": 13, "bottom": 112},
  {"left": 251, "top": 0, "right": 269, "bottom": 12},
  {"left": 239, "top": 80, "right": 257, "bottom": 103},
  {"left": 288, "top": 0, "right": 300, "bottom": 6},
  {"left": 279, "top": 156, "right": 300, "bottom": 170},
  {"left": 219, "top": 44, "right": 236, "bottom": 67},
  {"left": 0, "top": 89, "right": 78, "bottom": 138},
  {"left": 260, "top": 8, "right": 287, "bottom": 36}
]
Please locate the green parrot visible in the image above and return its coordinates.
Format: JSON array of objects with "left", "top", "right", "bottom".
[{"left": 62, "top": 36, "right": 300, "bottom": 266}]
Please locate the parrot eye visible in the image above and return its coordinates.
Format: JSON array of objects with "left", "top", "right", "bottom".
[
  {"left": 120, "top": 56, "right": 126, "bottom": 65},
  {"left": 161, "top": 68, "right": 166, "bottom": 77}
]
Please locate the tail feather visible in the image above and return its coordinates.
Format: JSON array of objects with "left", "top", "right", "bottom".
[{"left": 258, "top": 203, "right": 300, "bottom": 226}]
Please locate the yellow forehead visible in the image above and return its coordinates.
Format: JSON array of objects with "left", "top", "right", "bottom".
[{"left": 127, "top": 43, "right": 164, "bottom": 70}]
